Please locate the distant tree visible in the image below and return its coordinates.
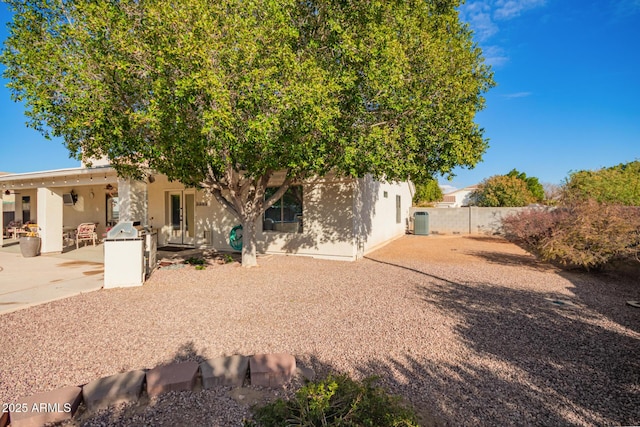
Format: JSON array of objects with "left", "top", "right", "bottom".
[
  {"left": 412, "top": 179, "right": 443, "bottom": 206},
  {"left": 474, "top": 175, "right": 536, "bottom": 207},
  {"left": 542, "top": 182, "right": 562, "bottom": 205},
  {"left": 563, "top": 161, "right": 640, "bottom": 205},
  {"left": 507, "top": 169, "right": 545, "bottom": 202},
  {"left": 2, "top": 0, "right": 494, "bottom": 266}
]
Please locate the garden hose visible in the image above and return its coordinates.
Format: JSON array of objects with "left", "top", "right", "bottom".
[{"left": 229, "top": 225, "right": 243, "bottom": 251}]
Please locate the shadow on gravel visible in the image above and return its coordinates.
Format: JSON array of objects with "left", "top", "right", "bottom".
[
  {"left": 559, "top": 269, "right": 640, "bottom": 334},
  {"left": 466, "top": 250, "right": 555, "bottom": 272},
  {"left": 363, "top": 255, "right": 640, "bottom": 426},
  {"left": 407, "top": 283, "right": 640, "bottom": 425}
]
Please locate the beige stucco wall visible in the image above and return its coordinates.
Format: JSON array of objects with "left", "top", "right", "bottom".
[
  {"left": 258, "top": 179, "right": 357, "bottom": 260},
  {"left": 12, "top": 189, "right": 38, "bottom": 223},
  {"left": 356, "top": 176, "right": 413, "bottom": 256},
  {"left": 57, "top": 186, "right": 111, "bottom": 238},
  {"left": 146, "top": 175, "right": 358, "bottom": 260}
]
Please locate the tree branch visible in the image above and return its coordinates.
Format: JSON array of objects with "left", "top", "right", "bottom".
[{"left": 263, "top": 175, "right": 293, "bottom": 214}]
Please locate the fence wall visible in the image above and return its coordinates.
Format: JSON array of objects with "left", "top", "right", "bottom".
[{"left": 409, "top": 206, "right": 532, "bottom": 235}]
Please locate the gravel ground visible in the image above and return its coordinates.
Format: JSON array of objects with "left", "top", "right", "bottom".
[{"left": 1, "top": 235, "right": 638, "bottom": 426}]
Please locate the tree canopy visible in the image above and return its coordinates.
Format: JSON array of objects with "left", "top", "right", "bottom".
[
  {"left": 413, "top": 178, "right": 443, "bottom": 206},
  {"left": 473, "top": 174, "right": 536, "bottom": 207},
  {"left": 2, "top": 0, "right": 494, "bottom": 265},
  {"left": 507, "top": 169, "right": 544, "bottom": 202},
  {"left": 563, "top": 161, "right": 640, "bottom": 206}
]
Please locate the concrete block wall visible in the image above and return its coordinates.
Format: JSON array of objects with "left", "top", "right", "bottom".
[{"left": 410, "top": 206, "right": 532, "bottom": 235}]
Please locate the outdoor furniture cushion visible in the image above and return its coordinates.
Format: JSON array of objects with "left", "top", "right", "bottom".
[{"left": 76, "top": 223, "right": 97, "bottom": 248}]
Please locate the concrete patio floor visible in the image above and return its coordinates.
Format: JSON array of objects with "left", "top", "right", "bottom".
[{"left": 0, "top": 240, "right": 104, "bottom": 315}]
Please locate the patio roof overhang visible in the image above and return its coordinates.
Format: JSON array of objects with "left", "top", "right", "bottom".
[{"left": 0, "top": 165, "right": 118, "bottom": 190}]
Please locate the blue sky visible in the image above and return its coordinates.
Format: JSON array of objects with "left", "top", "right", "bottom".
[{"left": 1, "top": 1, "right": 639, "bottom": 191}]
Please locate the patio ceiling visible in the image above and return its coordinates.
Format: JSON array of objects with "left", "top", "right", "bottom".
[{"left": 0, "top": 165, "right": 118, "bottom": 190}]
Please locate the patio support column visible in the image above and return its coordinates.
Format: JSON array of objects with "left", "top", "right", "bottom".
[
  {"left": 37, "top": 187, "right": 64, "bottom": 254},
  {"left": 117, "top": 178, "right": 148, "bottom": 225},
  {"left": 14, "top": 194, "right": 23, "bottom": 223}
]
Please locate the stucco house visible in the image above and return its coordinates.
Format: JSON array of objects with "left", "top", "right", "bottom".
[
  {"left": 436, "top": 185, "right": 478, "bottom": 208},
  {"left": 0, "top": 160, "right": 413, "bottom": 261}
]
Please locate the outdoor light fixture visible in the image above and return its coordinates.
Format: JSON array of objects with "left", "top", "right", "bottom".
[
  {"left": 4, "top": 190, "right": 9, "bottom": 195},
  {"left": 148, "top": 174, "right": 155, "bottom": 184},
  {"left": 105, "top": 184, "right": 114, "bottom": 191}
]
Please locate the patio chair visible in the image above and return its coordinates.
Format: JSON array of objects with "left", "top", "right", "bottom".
[{"left": 76, "top": 223, "right": 97, "bottom": 249}]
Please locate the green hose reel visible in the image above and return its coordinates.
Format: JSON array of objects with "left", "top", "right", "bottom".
[{"left": 229, "top": 224, "right": 243, "bottom": 251}]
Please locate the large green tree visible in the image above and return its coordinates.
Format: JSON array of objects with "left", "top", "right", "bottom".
[
  {"left": 413, "top": 178, "right": 443, "bottom": 206},
  {"left": 563, "top": 161, "right": 640, "bottom": 205},
  {"left": 2, "top": 0, "right": 494, "bottom": 266},
  {"left": 507, "top": 168, "right": 544, "bottom": 202},
  {"left": 474, "top": 174, "right": 536, "bottom": 207}
]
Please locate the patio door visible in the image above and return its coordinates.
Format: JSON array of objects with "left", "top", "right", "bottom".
[{"left": 166, "top": 191, "right": 195, "bottom": 245}]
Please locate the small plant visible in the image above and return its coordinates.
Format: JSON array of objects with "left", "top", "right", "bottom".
[
  {"left": 194, "top": 264, "right": 206, "bottom": 270},
  {"left": 248, "top": 374, "right": 420, "bottom": 427},
  {"left": 184, "top": 257, "right": 206, "bottom": 266},
  {"left": 224, "top": 254, "right": 234, "bottom": 263}
]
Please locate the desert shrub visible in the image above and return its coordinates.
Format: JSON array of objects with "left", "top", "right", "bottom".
[
  {"left": 248, "top": 374, "right": 419, "bottom": 427},
  {"left": 501, "top": 206, "right": 561, "bottom": 247},
  {"left": 502, "top": 201, "right": 640, "bottom": 269}
]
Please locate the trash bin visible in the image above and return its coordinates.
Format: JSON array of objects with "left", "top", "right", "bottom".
[
  {"left": 414, "top": 211, "right": 429, "bottom": 235},
  {"left": 104, "top": 221, "right": 146, "bottom": 288}
]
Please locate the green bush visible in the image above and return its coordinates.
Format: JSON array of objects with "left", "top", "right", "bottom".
[
  {"left": 248, "top": 374, "right": 420, "bottom": 427},
  {"left": 563, "top": 160, "right": 640, "bottom": 205},
  {"left": 474, "top": 174, "right": 536, "bottom": 207},
  {"left": 184, "top": 257, "right": 206, "bottom": 265},
  {"left": 507, "top": 169, "right": 545, "bottom": 203},
  {"left": 413, "top": 178, "right": 443, "bottom": 206}
]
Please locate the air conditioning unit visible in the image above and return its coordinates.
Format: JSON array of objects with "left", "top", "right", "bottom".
[{"left": 62, "top": 192, "right": 77, "bottom": 206}]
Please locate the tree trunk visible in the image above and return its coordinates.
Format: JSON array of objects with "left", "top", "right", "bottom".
[{"left": 241, "top": 216, "right": 258, "bottom": 267}]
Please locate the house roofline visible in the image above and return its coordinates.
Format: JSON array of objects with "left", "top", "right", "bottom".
[{"left": 0, "top": 165, "right": 116, "bottom": 182}]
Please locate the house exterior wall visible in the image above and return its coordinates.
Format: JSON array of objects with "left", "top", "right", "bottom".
[
  {"left": 356, "top": 176, "right": 413, "bottom": 257},
  {"left": 37, "top": 187, "right": 64, "bottom": 253},
  {"left": 146, "top": 175, "right": 358, "bottom": 260},
  {"left": 436, "top": 186, "right": 478, "bottom": 208},
  {"left": 59, "top": 186, "right": 111, "bottom": 238},
  {"left": 259, "top": 179, "right": 356, "bottom": 260}
]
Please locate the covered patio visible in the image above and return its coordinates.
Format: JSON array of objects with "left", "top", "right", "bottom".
[{"left": 0, "top": 165, "right": 122, "bottom": 254}]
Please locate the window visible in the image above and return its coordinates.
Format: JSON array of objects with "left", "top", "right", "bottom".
[
  {"left": 106, "top": 194, "right": 119, "bottom": 227},
  {"left": 22, "top": 196, "right": 30, "bottom": 222},
  {"left": 396, "top": 195, "right": 401, "bottom": 224},
  {"left": 263, "top": 186, "right": 303, "bottom": 233}
]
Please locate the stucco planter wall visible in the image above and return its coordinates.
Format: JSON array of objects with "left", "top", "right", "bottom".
[{"left": 20, "top": 236, "right": 41, "bottom": 257}]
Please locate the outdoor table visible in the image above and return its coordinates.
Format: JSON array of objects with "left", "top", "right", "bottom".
[{"left": 9, "top": 227, "right": 28, "bottom": 239}]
